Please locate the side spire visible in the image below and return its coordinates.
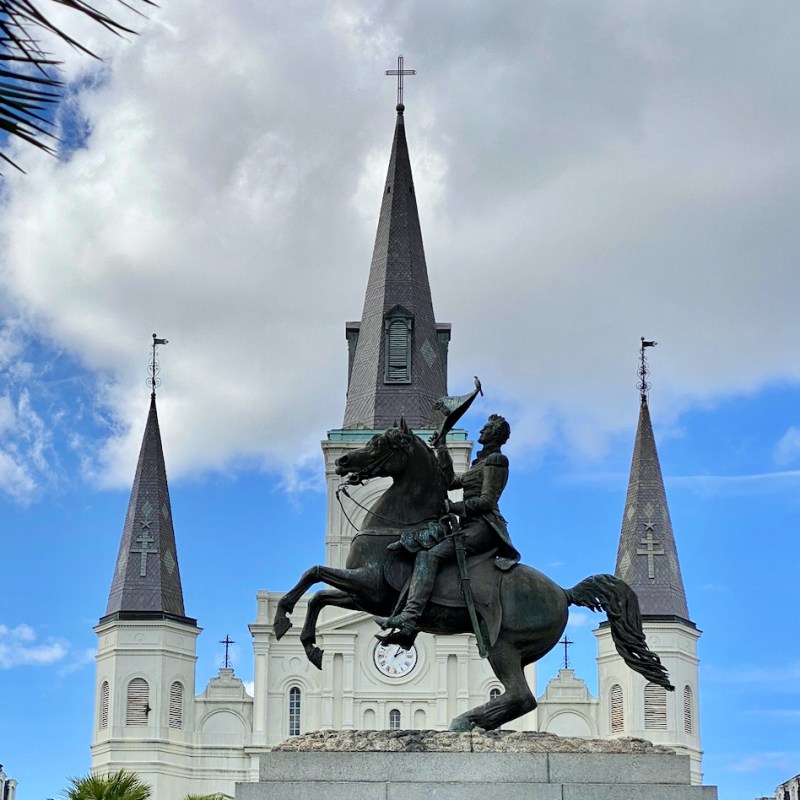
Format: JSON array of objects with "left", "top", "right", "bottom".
[
  {"left": 343, "top": 85, "right": 450, "bottom": 429},
  {"left": 101, "top": 336, "right": 193, "bottom": 625},
  {"left": 615, "top": 339, "right": 690, "bottom": 621}
]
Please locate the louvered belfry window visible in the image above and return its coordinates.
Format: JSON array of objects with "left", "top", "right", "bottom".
[
  {"left": 288, "top": 687, "right": 301, "bottom": 736},
  {"left": 169, "top": 681, "right": 183, "bottom": 729},
  {"left": 99, "top": 681, "right": 110, "bottom": 729},
  {"left": 644, "top": 682, "right": 668, "bottom": 730},
  {"left": 683, "top": 685, "right": 693, "bottom": 734},
  {"left": 384, "top": 314, "right": 412, "bottom": 384},
  {"left": 126, "top": 678, "right": 149, "bottom": 726},
  {"left": 610, "top": 684, "right": 624, "bottom": 733}
]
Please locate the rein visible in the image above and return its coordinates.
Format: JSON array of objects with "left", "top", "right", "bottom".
[{"left": 336, "top": 482, "right": 440, "bottom": 532}]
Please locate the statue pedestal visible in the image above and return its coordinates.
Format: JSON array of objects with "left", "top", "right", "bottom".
[{"left": 236, "top": 731, "right": 717, "bottom": 800}]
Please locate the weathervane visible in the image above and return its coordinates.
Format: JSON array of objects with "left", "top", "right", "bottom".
[
  {"left": 220, "top": 635, "right": 235, "bottom": 669},
  {"left": 147, "top": 333, "right": 169, "bottom": 398},
  {"left": 385, "top": 54, "right": 416, "bottom": 107},
  {"left": 638, "top": 337, "right": 657, "bottom": 404},
  {"left": 559, "top": 634, "right": 573, "bottom": 669}
]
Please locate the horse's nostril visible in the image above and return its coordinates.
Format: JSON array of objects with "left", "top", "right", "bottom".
[{"left": 337, "top": 455, "right": 349, "bottom": 467}]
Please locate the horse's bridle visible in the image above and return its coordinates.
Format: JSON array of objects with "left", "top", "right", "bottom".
[
  {"left": 343, "top": 434, "right": 410, "bottom": 485},
  {"left": 335, "top": 433, "right": 440, "bottom": 531}
]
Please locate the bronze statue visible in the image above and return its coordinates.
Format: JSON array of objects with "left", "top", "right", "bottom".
[
  {"left": 273, "top": 401, "right": 673, "bottom": 732},
  {"left": 374, "top": 414, "right": 519, "bottom": 649}
]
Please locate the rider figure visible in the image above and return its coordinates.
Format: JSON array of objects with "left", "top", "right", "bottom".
[{"left": 377, "top": 414, "right": 520, "bottom": 647}]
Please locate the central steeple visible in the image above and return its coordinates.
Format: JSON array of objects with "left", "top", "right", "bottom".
[{"left": 342, "top": 103, "right": 450, "bottom": 429}]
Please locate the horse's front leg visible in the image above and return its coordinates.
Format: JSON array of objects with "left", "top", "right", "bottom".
[
  {"left": 300, "top": 589, "right": 360, "bottom": 670},
  {"left": 273, "top": 565, "right": 378, "bottom": 640}
]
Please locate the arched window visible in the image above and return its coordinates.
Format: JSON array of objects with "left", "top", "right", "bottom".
[
  {"left": 644, "top": 682, "right": 667, "bottom": 730},
  {"left": 99, "top": 681, "right": 110, "bottom": 729},
  {"left": 126, "top": 678, "right": 149, "bottom": 726},
  {"left": 683, "top": 685, "right": 693, "bottom": 735},
  {"left": 610, "top": 684, "right": 624, "bottom": 733},
  {"left": 288, "top": 687, "right": 301, "bottom": 736},
  {"left": 384, "top": 310, "right": 412, "bottom": 384},
  {"left": 388, "top": 708, "right": 401, "bottom": 730},
  {"left": 489, "top": 687, "right": 501, "bottom": 702},
  {"left": 169, "top": 681, "right": 183, "bottom": 729}
]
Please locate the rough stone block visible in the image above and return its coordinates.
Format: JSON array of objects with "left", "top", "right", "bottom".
[{"left": 237, "top": 732, "right": 718, "bottom": 800}]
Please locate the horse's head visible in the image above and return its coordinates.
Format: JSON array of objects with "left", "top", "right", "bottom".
[{"left": 335, "top": 418, "right": 423, "bottom": 482}]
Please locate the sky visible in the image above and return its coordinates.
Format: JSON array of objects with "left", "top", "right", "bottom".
[{"left": 0, "top": 1, "right": 799, "bottom": 798}]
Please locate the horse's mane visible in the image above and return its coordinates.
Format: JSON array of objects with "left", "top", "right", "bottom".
[{"left": 408, "top": 431, "right": 448, "bottom": 494}]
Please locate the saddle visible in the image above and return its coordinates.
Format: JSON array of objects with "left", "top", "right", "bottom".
[{"left": 383, "top": 549, "right": 505, "bottom": 647}]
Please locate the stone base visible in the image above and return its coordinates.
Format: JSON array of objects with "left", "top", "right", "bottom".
[{"left": 236, "top": 731, "right": 717, "bottom": 800}]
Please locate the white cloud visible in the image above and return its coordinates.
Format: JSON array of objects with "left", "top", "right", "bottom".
[
  {"left": 0, "top": 624, "right": 69, "bottom": 668},
  {"left": 58, "top": 647, "right": 97, "bottom": 676},
  {"left": 706, "top": 661, "right": 800, "bottom": 691},
  {"left": 1, "top": 2, "right": 799, "bottom": 487},
  {"left": 0, "top": 388, "right": 55, "bottom": 501},
  {"left": 728, "top": 751, "right": 798, "bottom": 774},
  {"left": 566, "top": 609, "right": 596, "bottom": 630},
  {"left": 669, "top": 470, "right": 800, "bottom": 497},
  {"left": 774, "top": 426, "right": 800, "bottom": 466}
]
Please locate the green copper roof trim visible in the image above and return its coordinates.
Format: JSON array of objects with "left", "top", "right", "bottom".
[{"left": 328, "top": 428, "right": 468, "bottom": 442}]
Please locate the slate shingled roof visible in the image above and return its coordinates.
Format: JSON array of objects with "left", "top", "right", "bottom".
[
  {"left": 615, "top": 398, "right": 691, "bottom": 621},
  {"left": 343, "top": 104, "right": 449, "bottom": 429},
  {"left": 102, "top": 395, "right": 194, "bottom": 625}
]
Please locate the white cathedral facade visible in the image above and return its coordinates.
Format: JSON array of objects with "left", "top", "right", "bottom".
[{"left": 91, "top": 101, "right": 704, "bottom": 799}]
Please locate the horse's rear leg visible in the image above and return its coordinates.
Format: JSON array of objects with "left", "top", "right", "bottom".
[
  {"left": 449, "top": 641, "right": 535, "bottom": 732},
  {"left": 300, "top": 589, "right": 359, "bottom": 670},
  {"left": 274, "top": 565, "right": 376, "bottom": 639}
]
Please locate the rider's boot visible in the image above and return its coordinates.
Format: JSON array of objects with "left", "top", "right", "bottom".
[{"left": 375, "top": 552, "right": 437, "bottom": 647}]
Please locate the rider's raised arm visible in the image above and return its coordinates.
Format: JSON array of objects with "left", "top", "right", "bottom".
[
  {"left": 463, "top": 452, "right": 509, "bottom": 516},
  {"left": 435, "top": 443, "right": 459, "bottom": 488}
]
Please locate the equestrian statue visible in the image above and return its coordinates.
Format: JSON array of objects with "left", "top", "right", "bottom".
[{"left": 273, "top": 381, "right": 673, "bottom": 732}]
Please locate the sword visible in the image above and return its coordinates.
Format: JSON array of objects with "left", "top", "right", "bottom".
[{"left": 445, "top": 513, "right": 488, "bottom": 658}]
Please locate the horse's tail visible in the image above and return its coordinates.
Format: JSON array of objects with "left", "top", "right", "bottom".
[{"left": 566, "top": 574, "right": 674, "bottom": 691}]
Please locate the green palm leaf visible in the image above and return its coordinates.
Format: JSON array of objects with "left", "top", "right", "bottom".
[
  {"left": 64, "top": 770, "right": 152, "bottom": 800},
  {"left": 0, "top": 0, "right": 154, "bottom": 172}
]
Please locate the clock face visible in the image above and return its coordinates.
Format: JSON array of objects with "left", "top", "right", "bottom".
[{"left": 373, "top": 642, "right": 418, "bottom": 678}]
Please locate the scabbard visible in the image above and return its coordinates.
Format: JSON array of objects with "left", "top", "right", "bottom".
[{"left": 451, "top": 518, "right": 488, "bottom": 658}]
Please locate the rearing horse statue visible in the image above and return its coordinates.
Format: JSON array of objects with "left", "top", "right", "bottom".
[{"left": 273, "top": 419, "right": 673, "bottom": 732}]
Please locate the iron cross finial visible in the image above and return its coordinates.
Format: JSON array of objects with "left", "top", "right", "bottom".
[
  {"left": 385, "top": 54, "right": 416, "bottom": 107},
  {"left": 638, "top": 337, "right": 657, "bottom": 405},
  {"left": 148, "top": 333, "right": 169, "bottom": 399},
  {"left": 220, "top": 635, "right": 235, "bottom": 669},
  {"left": 559, "top": 634, "right": 574, "bottom": 669}
]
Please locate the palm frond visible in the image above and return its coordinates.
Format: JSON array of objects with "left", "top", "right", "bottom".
[
  {"left": 0, "top": 0, "right": 155, "bottom": 172},
  {"left": 64, "top": 770, "right": 152, "bottom": 800}
]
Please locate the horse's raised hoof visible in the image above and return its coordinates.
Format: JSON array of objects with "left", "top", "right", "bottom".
[
  {"left": 306, "top": 646, "right": 324, "bottom": 670},
  {"left": 273, "top": 615, "right": 292, "bottom": 640}
]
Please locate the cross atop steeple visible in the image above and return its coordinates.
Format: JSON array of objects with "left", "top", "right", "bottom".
[
  {"left": 385, "top": 54, "right": 416, "bottom": 107},
  {"left": 220, "top": 635, "right": 235, "bottom": 669},
  {"left": 559, "top": 634, "right": 574, "bottom": 669},
  {"left": 342, "top": 78, "right": 449, "bottom": 430}
]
